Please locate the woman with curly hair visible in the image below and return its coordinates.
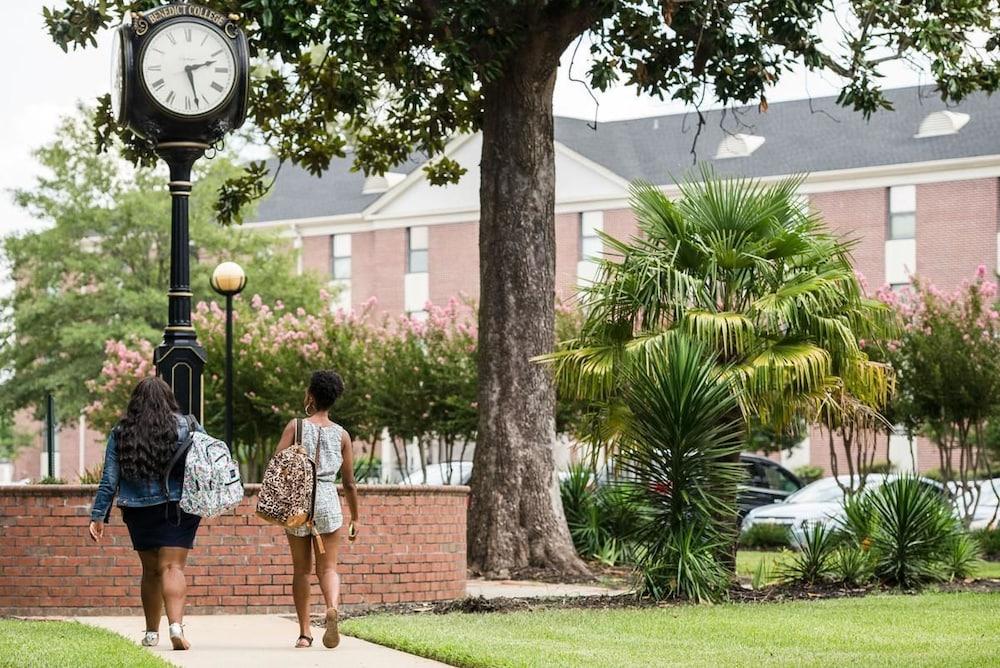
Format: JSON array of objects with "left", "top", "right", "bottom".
[
  {"left": 272, "top": 369, "right": 359, "bottom": 649},
  {"left": 89, "top": 376, "right": 204, "bottom": 650}
]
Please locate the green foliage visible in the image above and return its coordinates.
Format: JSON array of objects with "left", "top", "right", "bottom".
[
  {"left": 616, "top": 334, "right": 744, "bottom": 602},
  {"left": 794, "top": 465, "right": 826, "bottom": 485},
  {"left": 0, "top": 111, "right": 323, "bottom": 417},
  {"left": 45, "top": 2, "right": 1000, "bottom": 224},
  {"left": 859, "top": 461, "right": 894, "bottom": 475},
  {"left": 547, "top": 170, "right": 895, "bottom": 464},
  {"left": 831, "top": 546, "right": 875, "bottom": 587},
  {"left": 559, "top": 465, "right": 639, "bottom": 566},
  {"left": 780, "top": 523, "right": 839, "bottom": 585},
  {"left": 942, "top": 533, "right": 983, "bottom": 582},
  {"left": 739, "top": 523, "right": 791, "bottom": 550},
  {"left": 78, "top": 464, "right": 104, "bottom": 485},
  {"left": 879, "top": 274, "right": 1000, "bottom": 523},
  {"left": 972, "top": 528, "right": 1000, "bottom": 560},
  {"left": 750, "top": 556, "right": 776, "bottom": 590},
  {"left": 845, "top": 477, "right": 961, "bottom": 588},
  {"left": 0, "top": 412, "right": 29, "bottom": 462},
  {"left": 37, "top": 476, "right": 67, "bottom": 485}
]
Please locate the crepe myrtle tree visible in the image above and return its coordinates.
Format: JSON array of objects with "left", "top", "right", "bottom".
[{"left": 47, "top": 0, "right": 1000, "bottom": 576}]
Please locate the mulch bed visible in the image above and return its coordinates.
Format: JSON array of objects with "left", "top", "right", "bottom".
[{"left": 317, "top": 576, "right": 1000, "bottom": 624}]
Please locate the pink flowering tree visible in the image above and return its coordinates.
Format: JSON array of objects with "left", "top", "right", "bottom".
[{"left": 878, "top": 266, "right": 1000, "bottom": 524}]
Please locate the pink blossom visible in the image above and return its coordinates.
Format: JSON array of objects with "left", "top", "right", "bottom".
[{"left": 251, "top": 294, "right": 263, "bottom": 309}]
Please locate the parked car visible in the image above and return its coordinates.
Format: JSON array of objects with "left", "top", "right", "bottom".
[
  {"left": 397, "top": 461, "right": 473, "bottom": 486},
  {"left": 948, "top": 478, "right": 1000, "bottom": 530},
  {"left": 737, "top": 454, "right": 804, "bottom": 520},
  {"left": 741, "top": 474, "right": 949, "bottom": 546},
  {"left": 557, "top": 453, "right": 803, "bottom": 520}
]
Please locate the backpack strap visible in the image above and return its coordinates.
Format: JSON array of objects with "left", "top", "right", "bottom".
[
  {"left": 163, "top": 415, "right": 198, "bottom": 504},
  {"left": 298, "top": 418, "right": 326, "bottom": 555}
]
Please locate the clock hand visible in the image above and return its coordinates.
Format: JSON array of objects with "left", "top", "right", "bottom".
[
  {"left": 184, "top": 65, "right": 200, "bottom": 108},
  {"left": 188, "top": 60, "right": 217, "bottom": 72}
]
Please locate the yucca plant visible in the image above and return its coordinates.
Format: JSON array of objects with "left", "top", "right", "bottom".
[
  {"left": 544, "top": 168, "right": 897, "bottom": 537},
  {"left": 832, "top": 545, "right": 875, "bottom": 586},
  {"left": 780, "top": 523, "right": 839, "bottom": 585},
  {"left": 942, "top": 533, "right": 983, "bottom": 582},
  {"left": 615, "top": 334, "right": 745, "bottom": 601},
  {"left": 865, "top": 477, "right": 959, "bottom": 588}
]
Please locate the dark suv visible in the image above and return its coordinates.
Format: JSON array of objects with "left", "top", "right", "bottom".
[{"left": 738, "top": 453, "right": 803, "bottom": 520}]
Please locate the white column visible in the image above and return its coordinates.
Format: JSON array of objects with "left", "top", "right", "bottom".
[
  {"left": 379, "top": 428, "right": 394, "bottom": 483},
  {"left": 78, "top": 412, "right": 86, "bottom": 478},
  {"left": 781, "top": 436, "right": 811, "bottom": 470},
  {"left": 292, "top": 224, "right": 303, "bottom": 276},
  {"left": 888, "top": 427, "right": 916, "bottom": 473}
]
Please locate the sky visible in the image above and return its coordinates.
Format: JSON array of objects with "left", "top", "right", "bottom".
[{"left": 0, "top": 1, "right": 930, "bottom": 295}]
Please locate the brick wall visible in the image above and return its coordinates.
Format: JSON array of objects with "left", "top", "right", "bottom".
[
  {"left": 916, "top": 178, "right": 999, "bottom": 290},
  {"left": 809, "top": 188, "right": 887, "bottom": 288},
  {"left": 602, "top": 208, "right": 638, "bottom": 248},
  {"left": 301, "top": 235, "right": 331, "bottom": 277},
  {"left": 429, "top": 221, "right": 480, "bottom": 305},
  {"left": 0, "top": 484, "right": 467, "bottom": 616},
  {"left": 554, "top": 212, "right": 580, "bottom": 300}
]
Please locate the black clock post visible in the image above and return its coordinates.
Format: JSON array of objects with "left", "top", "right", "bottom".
[
  {"left": 111, "top": 3, "right": 250, "bottom": 420},
  {"left": 155, "top": 141, "right": 210, "bottom": 419}
]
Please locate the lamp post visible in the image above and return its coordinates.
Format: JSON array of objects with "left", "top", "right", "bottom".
[{"left": 210, "top": 262, "right": 247, "bottom": 447}]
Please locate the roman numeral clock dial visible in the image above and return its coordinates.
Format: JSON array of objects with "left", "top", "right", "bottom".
[{"left": 139, "top": 21, "right": 236, "bottom": 117}]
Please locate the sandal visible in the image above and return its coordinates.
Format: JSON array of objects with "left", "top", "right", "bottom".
[
  {"left": 295, "top": 635, "right": 313, "bottom": 648},
  {"left": 322, "top": 608, "right": 340, "bottom": 648},
  {"left": 141, "top": 631, "right": 159, "bottom": 647},
  {"left": 168, "top": 622, "right": 190, "bottom": 651}
]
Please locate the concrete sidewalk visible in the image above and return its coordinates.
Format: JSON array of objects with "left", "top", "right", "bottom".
[{"left": 77, "top": 614, "right": 446, "bottom": 668}]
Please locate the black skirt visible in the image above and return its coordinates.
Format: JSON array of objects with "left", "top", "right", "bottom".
[{"left": 120, "top": 502, "right": 201, "bottom": 551}]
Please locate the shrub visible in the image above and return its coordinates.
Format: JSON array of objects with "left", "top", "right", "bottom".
[
  {"left": 618, "top": 335, "right": 744, "bottom": 602},
  {"left": 559, "top": 466, "right": 639, "bottom": 566},
  {"left": 973, "top": 528, "right": 1000, "bottom": 560},
  {"left": 739, "top": 523, "right": 791, "bottom": 550},
  {"left": 922, "top": 468, "right": 945, "bottom": 482},
  {"left": 942, "top": 533, "right": 982, "bottom": 581},
  {"left": 780, "top": 523, "right": 839, "bottom": 584},
  {"left": 79, "top": 464, "right": 104, "bottom": 485},
  {"left": 37, "top": 476, "right": 66, "bottom": 484},
  {"left": 863, "top": 477, "right": 959, "bottom": 588},
  {"left": 832, "top": 545, "right": 874, "bottom": 586},
  {"left": 794, "top": 465, "right": 825, "bottom": 485},
  {"left": 859, "top": 461, "right": 893, "bottom": 475}
]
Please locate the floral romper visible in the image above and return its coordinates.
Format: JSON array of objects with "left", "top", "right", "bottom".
[{"left": 286, "top": 421, "right": 344, "bottom": 537}]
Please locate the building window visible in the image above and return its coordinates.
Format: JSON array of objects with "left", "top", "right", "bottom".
[
  {"left": 330, "top": 234, "right": 351, "bottom": 280},
  {"left": 888, "top": 185, "right": 916, "bottom": 240},
  {"left": 579, "top": 212, "right": 603, "bottom": 261},
  {"left": 407, "top": 226, "right": 428, "bottom": 274}
]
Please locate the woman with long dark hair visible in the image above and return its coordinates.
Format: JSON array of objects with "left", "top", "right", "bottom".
[{"left": 89, "top": 377, "right": 203, "bottom": 650}]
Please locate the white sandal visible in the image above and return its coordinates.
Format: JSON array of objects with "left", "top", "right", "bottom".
[
  {"left": 141, "top": 631, "right": 159, "bottom": 647},
  {"left": 168, "top": 622, "right": 190, "bottom": 650}
]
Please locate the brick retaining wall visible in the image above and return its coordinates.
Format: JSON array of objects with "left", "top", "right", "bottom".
[{"left": 0, "top": 484, "right": 467, "bottom": 616}]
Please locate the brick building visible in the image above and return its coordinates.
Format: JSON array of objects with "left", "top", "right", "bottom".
[{"left": 6, "top": 85, "right": 1000, "bottom": 481}]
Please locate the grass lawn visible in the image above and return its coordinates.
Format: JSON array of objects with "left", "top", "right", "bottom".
[
  {"left": 736, "top": 550, "right": 1000, "bottom": 581},
  {"left": 0, "top": 620, "right": 171, "bottom": 668},
  {"left": 343, "top": 592, "right": 999, "bottom": 667}
]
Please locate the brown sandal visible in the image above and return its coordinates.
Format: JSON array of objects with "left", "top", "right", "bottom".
[
  {"left": 322, "top": 608, "right": 340, "bottom": 648},
  {"left": 295, "top": 635, "right": 313, "bottom": 648}
]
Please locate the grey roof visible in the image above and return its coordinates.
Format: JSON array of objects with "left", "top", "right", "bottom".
[
  {"left": 256, "top": 86, "right": 1000, "bottom": 222},
  {"left": 555, "top": 86, "right": 1000, "bottom": 183},
  {"left": 254, "top": 153, "right": 425, "bottom": 221}
]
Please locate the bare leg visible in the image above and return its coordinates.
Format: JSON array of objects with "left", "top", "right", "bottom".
[
  {"left": 315, "top": 530, "right": 342, "bottom": 610},
  {"left": 286, "top": 534, "right": 314, "bottom": 642},
  {"left": 316, "top": 530, "right": 343, "bottom": 648},
  {"left": 158, "top": 547, "right": 190, "bottom": 624},
  {"left": 137, "top": 550, "right": 162, "bottom": 632}
]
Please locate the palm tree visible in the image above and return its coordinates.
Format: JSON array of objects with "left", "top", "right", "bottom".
[{"left": 544, "top": 169, "right": 896, "bottom": 547}]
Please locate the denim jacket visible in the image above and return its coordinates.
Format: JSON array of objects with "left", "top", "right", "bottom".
[{"left": 90, "top": 414, "right": 203, "bottom": 522}]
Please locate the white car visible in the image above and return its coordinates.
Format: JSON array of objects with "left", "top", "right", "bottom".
[
  {"left": 741, "top": 474, "right": 948, "bottom": 546},
  {"left": 397, "top": 461, "right": 473, "bottom": 486}
]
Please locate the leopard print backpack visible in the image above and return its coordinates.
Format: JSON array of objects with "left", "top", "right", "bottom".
[{"left": 256, "top": 419, "right": 325, "bottom": 553}]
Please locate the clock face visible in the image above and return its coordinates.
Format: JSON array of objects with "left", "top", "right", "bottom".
[
  {"left": 110, "top": 28, "right": 125, "bottom": 123},
  {"left": 139, "top": 21, "right": 237, "bottom": 117}
]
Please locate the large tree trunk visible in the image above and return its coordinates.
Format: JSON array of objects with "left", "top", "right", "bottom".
[{"left": 467, "top": 51, "right": 588, "bottom": 578}]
